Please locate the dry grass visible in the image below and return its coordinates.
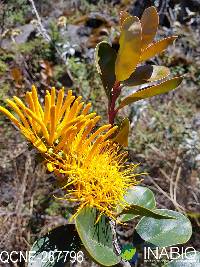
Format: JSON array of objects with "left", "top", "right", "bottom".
[{"left": 0, "top": 0, "right": 199, "bottom": 266}]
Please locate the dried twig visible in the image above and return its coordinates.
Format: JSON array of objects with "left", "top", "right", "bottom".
[
  {"left": 173, "top": 166, "right": 181, "bottom": 204},
  {"left": 28, "top": 0, "right": 73, "bottom": 72},
  {"left": 169, "top": 155, "right": 180, "bottom": 202},
  {"left": 147, "top": 175, "right": 185, "bottom": 212},
  {"left": 110, "top": 220, "right": 121, "bottom": 255},
  {"left": 110, "top": 220, "right": 131, "bottom": 267},
  {"left": 148, "top": 144, "right": 172, "bottom": 168},
  {"left": 28, "top": 0, "right": 50, "bottom": 42}
]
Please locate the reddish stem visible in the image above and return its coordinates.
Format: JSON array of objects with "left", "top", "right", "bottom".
[{"left": 108, "top": 81, "right": 121, "bottom": 125}]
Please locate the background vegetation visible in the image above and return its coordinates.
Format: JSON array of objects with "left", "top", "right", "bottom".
[{"left": 0, "top": 0, "right": 199, "bottom": 266}]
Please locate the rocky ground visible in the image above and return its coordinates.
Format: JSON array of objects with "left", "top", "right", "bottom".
[{"left": 0, "top": 0, "right": 199, "bottom": 266}]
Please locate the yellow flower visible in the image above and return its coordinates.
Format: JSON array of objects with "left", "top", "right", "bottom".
[
  {"left": 46, "top": 132, "right": 140, "bottom": 221},
  {"left": 0, "top": 86, "right": 97, "bottom": 153},
  {"left": 0, "top": 85, "right": 141, "bottom": 221}
]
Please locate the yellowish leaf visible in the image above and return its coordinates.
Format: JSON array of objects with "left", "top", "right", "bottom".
[
  {"left": 147, "top": 65, "right": 170, "bottom": 81},
  {"left": 119, "top": 11, "right": 132, "bottom": 28},
  {"left": 141, "top": 6, "right": 159, "bottom": 49},
  {"left": 140, "top": 36, "right": 177, "bottom": 62},
  {"left": 113, "top": 118, "right": 130, "bottom": 147},
  {"left": 123, "top": 65, "right": 170, "bottom": 86},
  {"left": 118, "top": 76, "right": 183, "bottom": 109},
  {"left": 115, "top": 16, "right": 142, "bottom": 82}
]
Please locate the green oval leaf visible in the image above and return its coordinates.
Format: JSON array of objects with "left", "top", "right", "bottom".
[
  {"left": 75, "top": 207, "right": 120, "bottom": 266},
  {"left": 123, "top": 65, "right": 170, "bottom": 86},
  {"left": 140, "top": 36, "right": 177, "bottom": 62},
  {"left": 113, "top": 118, "right": 130, "bottom": 147},
  {"left": 119, "top": 205, "right": 174, "bottom": 220},
  {"left": 118, "top": 186, "right": 156, "bottom": 222},
  {"left": 136, "top": 209, "right": 192, "bottom": 248},
  {"left": 118, "top": 76, "right": 183, "bottom": 109},
  {"left": 28, "top": 225, "right": 82, "bottom": 267},
  {"left": 115, "top": 16, "right": 142, "bottom": 81},
  {"left": 164, "top": 251, "right": 200, "bottom": 267},
  {"left": 95, "top": 41, "right": 117, "bottom": 99},
  {"left": 141, "top": 6, "right": 159, "bottom": 49}
]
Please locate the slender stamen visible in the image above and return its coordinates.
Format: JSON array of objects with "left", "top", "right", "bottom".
[
  {"left": 55, "top": 126, "right": 76, "bottom": 151},
  {"left": 82, "top": 102, "right": 91, "bottom": 115},
  {"left": 25, "top": 92, "right": 35, "bottom": 112},
  {"left": 49, "top": 105, "right": 56, "bottom": 145},
  {"left": 58, "top": 90, "right": 74, "bottom": 120},
  {"left": 102, "top": 126, "right": 118, "bottom": 140},
  {"left": 84, "top": 124, "right": 111, "bottom": 146},
  {"left": 44, "top": 95, "right": 51, "bottom": 125},
  {"left": 51, "top": 87, "right": 56, "bottom": 106},
  {"left": 31, "top": 85, "right": 41, "bottom": 119},
  {"left": 0, "top": 107, "right": 21, "bottom": 127},
  {"left": 56, "top": 87, "right": 64, "bottom": 123},
  {"left": 25, "top": 108, "right": 49, "bottom": 141},
  {"left": 6, "top": 99, "right": 30, "bottom": 129}
]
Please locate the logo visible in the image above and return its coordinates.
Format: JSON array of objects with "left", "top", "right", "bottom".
[
  {"left": 144, "top": 246, "right": 197, "bottom": 263},
  {"left": 120, "top": 244, "right": 137, "bottom": 263}
]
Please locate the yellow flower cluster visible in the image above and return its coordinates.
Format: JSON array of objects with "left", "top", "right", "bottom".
[
  {"left": 0, "top": 85, "right": 96, "bottom": 153},
  {"left": 46, "top": 140, "right": 139, "bottom": 221},
  {"left": 0, "top": 86, "right": 140, "bottom": 220}
]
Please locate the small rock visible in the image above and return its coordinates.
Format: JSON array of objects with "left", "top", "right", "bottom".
[
  {"left": 1, "top": 24, "right": 35, "bottom": 50},
  {"left": 195, "top": 154, "right": 200, "bottom": 161}
]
